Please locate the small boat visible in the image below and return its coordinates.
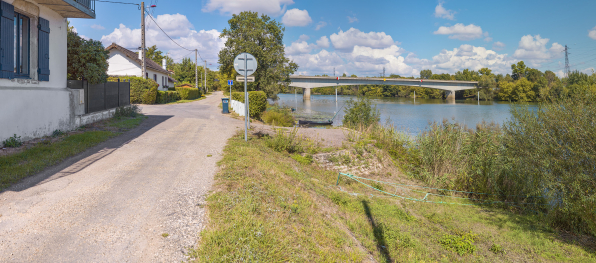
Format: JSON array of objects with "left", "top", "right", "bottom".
[{"left": 298, "top": 120, "right": 333, "bottom": 126}]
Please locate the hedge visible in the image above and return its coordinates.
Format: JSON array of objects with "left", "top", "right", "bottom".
[
  {"left": 156, "top": 90, "right": 180, "bottom": 104},
  {"left": 231, "top": 91, "right": 267, "bottom": 118},
  {"left": 175, "top": 87, "right": 201, "bottom": 100},
  {"left": 108, "top": 76, "right": 158, "bottom": 104}
]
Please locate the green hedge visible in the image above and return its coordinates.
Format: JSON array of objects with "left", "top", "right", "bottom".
[
  {"left": 156, "top": 90, "right": 181, "bottom": 104},
  {"left": 175, "top": 87, "right": 201, "bottom": 100},
  {"left": 108, "top": 76, "right": 158, "bottom": 104},
  {"left": 231, "top": 91, "right": 267, "bottom": 118}
]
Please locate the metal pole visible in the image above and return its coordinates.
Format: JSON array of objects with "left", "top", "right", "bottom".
[
  {"left": 141, "top": 2, "right": 146, "bottom": 79},
  {"left": 195, "top": 50, "right": 198, "bottom": 90},
  {"left": 244, "top": 53, "right": 248, "bottom": 141},
  {"left": 204, "top": 60, "right": 207, "bottom": 94},
  {"left": 229, "top": 83, "right": 232, "bottom": 102}
]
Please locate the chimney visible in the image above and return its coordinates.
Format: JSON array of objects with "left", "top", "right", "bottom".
[{"left": 162, "top": 58, "right": 166, "bottom": 70}]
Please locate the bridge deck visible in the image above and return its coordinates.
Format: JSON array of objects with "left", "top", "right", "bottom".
[{"left": 288, "top": 76, "right": 478, "bottom": 91}]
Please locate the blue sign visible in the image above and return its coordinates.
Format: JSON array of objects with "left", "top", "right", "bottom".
[{"left": 228, "top": 80, "right": 233, "bottom": 85}]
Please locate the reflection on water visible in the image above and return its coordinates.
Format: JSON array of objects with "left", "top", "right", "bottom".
[{"left": 271, "top": 93, "right": 537, "bottom": 135}]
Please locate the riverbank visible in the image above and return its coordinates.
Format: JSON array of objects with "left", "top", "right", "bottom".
[{"left": 191, "top": 128, "right": 595, "bottom": 261}]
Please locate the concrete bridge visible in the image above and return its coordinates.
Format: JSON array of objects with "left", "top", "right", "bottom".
[{"left": 288, "top": 76, "right": 478, "bottom": 100}]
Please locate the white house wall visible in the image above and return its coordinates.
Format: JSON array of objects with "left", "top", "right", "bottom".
[
  {"left": 0, "top": 0, "right": 73, "bottom": 142},
  {"left": 107, "top": 50, "right": 171, "bottom": 91}
]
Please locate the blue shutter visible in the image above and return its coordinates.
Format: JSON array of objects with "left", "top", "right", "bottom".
[
  {"left": 38, "top": 17, "right": 50, "bottom": 81},
  {"left": 0, "top": 1, "right": 14, "bottom": 79}
]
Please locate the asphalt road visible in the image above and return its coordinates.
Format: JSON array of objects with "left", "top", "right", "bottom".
[{"left": 0, "top": 92, "right": 242, "bottom": 262}]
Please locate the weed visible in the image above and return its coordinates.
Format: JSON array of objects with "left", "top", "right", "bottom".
[
  {"left": 2, "top": 134, "right": 23, "bottom": 148},
  {"left": 114, "top": 105, "right": 140, "bottom": 118},
  {"left": 207, "top": 154, "right": 212, "bottom": 157},
  {"left": 52, "top": 130, "right": 64, "bottom": 137},
  {"left": 265, "top": 128, "right": 302, "bottom": 153},
  {"left": 162, "top": 233, "right": 169, "bottom": 238},
  {"left": 370, "top": 182, "right": 385, "bottom": 191},
  {"left": 262, "top": 106, "right": 295, "bottom": 127},
  {"left": 291, "top": 154, "right": 312, "bottom": 165},
  {"left": 490, "top": 244, "right": 505, "bottom": 254},
  {"left": 439, "top": 231, "right": 478, "bottom": 255}
]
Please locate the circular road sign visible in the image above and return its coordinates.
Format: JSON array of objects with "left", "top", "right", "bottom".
[{"left": 233, "top": 53, "right": 258, "bottom": 76}]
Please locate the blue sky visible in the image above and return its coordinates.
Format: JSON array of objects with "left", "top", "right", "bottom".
[{"left": 70, "top": 0, "right": 596, "bottom": 77}]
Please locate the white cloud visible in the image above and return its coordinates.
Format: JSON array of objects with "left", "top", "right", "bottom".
[
  {"left": 91, "top": 24, "right": 105, "bottom": 30},
  {"left": 423, "top": 45, "right": 516, "bottom": 74},
  {"left": 434, "top": 23, "right": 483, "bottom": 41},
  {"left": 484, "top": 37, "right": 493, "bottom": 42},
  {"left": 589, "top": 26, "right": 596, "bottom": 40},
  {"left": 202, "top": 0, "right": 294, "bottom": 16},
  {"left": 316, "top": 36, "right": 329, "bottom": 48},
  {"left": 330, "top": 28, "right": 398, "bottom": 52},
  {"left": 492, "top": 41, "right": 506, "bottom": 51},
  {"left": 298, "top": 34, "right": 310, "bottom": 41},
  {"left": 287, "top": 49, "right": 346, "bottom": 75},
  {"left": 513, "top": 35, "right": 563, "bottom": 67},
  {"left": 282, "top": 9, "right": 312, "bottom": 27},
  {"left": 434, "top": 1, "right": 455, "bottom": 20},
  {"left": 315, "top": 21, "right": 327, "bottom": 31},
  {"left": 101, "top": 14, "right": 225, "bottom": 63},
  {"left": 347, "top": 16, "right": 358, "bottom": 23}
]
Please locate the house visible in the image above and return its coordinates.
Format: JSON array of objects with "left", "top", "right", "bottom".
[
  {"left": 0, "top": 0, "right": 96, "bottom": 143},
  {"left": 106, "top": 43, "right": 176, "bottom": 91}
]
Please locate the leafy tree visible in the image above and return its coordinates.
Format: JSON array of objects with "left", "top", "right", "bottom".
[
  {"left": 526, "top": 68, "right": 543, "bottom": 82},
  {"left": 479, "top": 67, "right": 492, "bottom": 76},
  {"left": 350, "top": 74, "right": 358, "bottom": 77},
  {"left": 420, "top": 69, "right": 432, "bottom": 79},
  {"left": 511, "top": 61, "right": 528, "bottom": 80},
  {"left": 497, "top": 78, "right": 535, "bottom": 102},
  {"left": 171, "top": 58, "right": 196, "bottom": 85},
  {"left": 454, "top": 69, "right": 480, "bottom": 81},
  {"left": 146, "top": 45, "right": 164, "bottom": 65},
  {"left": 67, "top": 22, "right": 108, "bottom": 84},
  {"left": 218, "top": 11, "right": 298, "bottom": 98},
  {"left": 342, "top": 97, "right": 380, "bottom": 128},
  {"left": 388, "top": 74, "right": 400, "bottom": 78},
  {"left": 478, "top": 74, "right": 497, "bottom": 100},
  {"left": 342, "top": 73, "right": 347, "bottom": 77}
]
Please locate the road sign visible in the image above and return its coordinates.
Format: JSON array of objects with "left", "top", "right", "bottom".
[
  {"left": 234, "top": 53, "right": 258, "bottom": 76},
  {"left": 236, "top": 76, "right": 255, "bottom": 82},
  {"left": 228, "top": 80, "right": 233, "bottom": 85}
]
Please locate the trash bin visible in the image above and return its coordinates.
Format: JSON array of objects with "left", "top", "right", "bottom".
[{"left": 222, "top": 98, "right": 229, "bottom": 114}]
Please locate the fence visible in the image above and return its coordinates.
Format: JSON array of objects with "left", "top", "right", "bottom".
[
  {"left": 67, "top": 79, "right": 131, "bottom": 114},
  {"left": 230, "top": 99, "right": 245, "bottom": 116}
]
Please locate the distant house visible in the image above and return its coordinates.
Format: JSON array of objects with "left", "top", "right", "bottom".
[
  {"left": 0, "top": 0, "right": 97, "bottom": 142},
  {"left": 177, "top": 83, "right": 194, "bottom": 88},
  {"left": 106, "top": 43, "right": 176, "bottom": 90}
]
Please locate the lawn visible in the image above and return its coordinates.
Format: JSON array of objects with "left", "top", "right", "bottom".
[{"left": 190, "top": 131, "right": 596, "bottom": 262}]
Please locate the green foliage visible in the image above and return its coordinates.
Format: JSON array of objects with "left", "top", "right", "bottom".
[
  {"left": 2, "top": 134, "right": 23, "bottom": 148},
  {"left": 511, "top": 61, "right": 528, "bottom": 80},
  {"left": 262, "top": 106, "right": 295, "bottom": 127},
  {"left": 232, "top": 91, "right": 267, "bottom": 118},
  {"left": 265, "top": 128, "right": 304, "bottom": 154},
  {"left": 156, "top": 90, "right": 181, "bottom": 104},
  {"left": 439, "top": 232, "right": 478, "bottom": 255},
  {"left": 67, "top": 23, "right": 109, "bottom": 84},
  {"left": 51, "top": 130, "right": 64, "bottom": 137},
  {"left": 490, "top": 244, "right": 505, "bottom": 254},
  {"left": 114, "top": 105, "right": 140, "bottom": 118},
  {"left": 112, "top": 76, "right": 159, "bottom": 104},
  {"left": 145, "top": 45, "right": 172, "bottom": 69},
  {"left": 497, "top": 78, "right": 536, "bottom": 102},
  {"left": 420, "top": 69, "right": 432, "bottom": 79},
  {"left": 342, "top": 97, "right": 381, "bottom": 128},
  {"left": 291, "top": 154, "right": 313, "bottom": 165},
  {"left": 218, "top": 11, "right": 298, "bottom": 98},
  {"left": 175, "top": 87, "right": 201, "bottom": 100}
]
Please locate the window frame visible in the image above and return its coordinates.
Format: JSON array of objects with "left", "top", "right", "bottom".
[{"left": 14, "top": 11, "right": 30, "bottom": 79}]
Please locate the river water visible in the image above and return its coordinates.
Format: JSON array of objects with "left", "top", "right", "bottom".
[{"left": 272, "top": 93, "right": 537, "bottom": 135}]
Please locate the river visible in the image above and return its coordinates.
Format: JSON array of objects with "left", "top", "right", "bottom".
[{"left": 272, "top": 93, "right": 537, "bottom": 135}]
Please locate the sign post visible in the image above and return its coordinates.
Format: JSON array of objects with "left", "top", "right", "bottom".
[
  {"left": 233, "top": 53, "right": 258, "bottom": 141},
  {"left": 228, "top": 80, "right": 233, "bottom": 102}
]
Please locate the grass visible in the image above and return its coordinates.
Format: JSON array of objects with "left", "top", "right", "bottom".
[
  {"left": 190, "top": 131, "right": 596, "bottom": 262},
  {"left": 165, "top": 96, "right": 206, "bottom": 104},
  {"left": 0, "top": 115, "right": 146, "bottom": 191}
]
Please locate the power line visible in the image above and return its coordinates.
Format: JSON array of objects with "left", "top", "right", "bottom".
[{"left": 145, "top": 13, "right": 203, "bottom": 61}]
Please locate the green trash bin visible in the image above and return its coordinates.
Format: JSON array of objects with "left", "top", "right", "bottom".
[{"left": 222, "top": 98, "right": 229, "bottom": 114}]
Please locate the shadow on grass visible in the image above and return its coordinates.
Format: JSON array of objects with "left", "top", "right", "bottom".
[
  {"left": 1, "top": 115, "right": 172, "bottom": 194},
  {"left": 362, "top": 200, "right": 393, "bottom": 262}
]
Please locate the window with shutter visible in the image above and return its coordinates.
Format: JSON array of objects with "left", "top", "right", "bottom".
[
  {"left": 0, "top": 1, "right": 15, "bottom": 79},
  {"left": 37, "top": 17, "right": 50, "bottom": 81}
]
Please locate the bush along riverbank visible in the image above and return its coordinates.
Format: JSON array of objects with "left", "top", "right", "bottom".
[{"left": 191, "top": 93, "right": 596, "bottom": 261}]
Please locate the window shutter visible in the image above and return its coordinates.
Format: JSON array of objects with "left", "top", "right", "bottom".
[
  {"left": 0, "top": 1, "right": 14, "bottom": 79},
  {"left": 38, "top": 17, "right": 50, "bottom": 81}
]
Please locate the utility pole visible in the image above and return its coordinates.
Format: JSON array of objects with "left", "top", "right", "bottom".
[
  {"left": 141, "top": 2, "right": 146, "bottom": 79},
  {"left": 564, "top": 45, "right": 571, "bottom": 78},
  {"left": 383, "top": 67, "right": 385, "bottom": 78},
  {"left": 195, "top": 49, "right": 198, "bottom": 90},
  {"left": 333, "top": 67, "right": 335, "bottom": 77},
  {"left": 204, "top": 60, "right": 207, "bottom": 94}
]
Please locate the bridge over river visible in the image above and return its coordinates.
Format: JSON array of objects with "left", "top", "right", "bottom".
[{"left": 288, "top": 76, "right": 478, "bottom": 101}]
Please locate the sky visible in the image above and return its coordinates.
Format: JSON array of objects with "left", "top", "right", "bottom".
[{"left": 70, "top": 0, "right": 596, "bottom": 77}]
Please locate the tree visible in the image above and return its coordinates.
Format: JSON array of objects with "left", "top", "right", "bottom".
[
  {"left": 420, "top": 69, "right": 432, "bottom": 79},
  {"left": 342, "top": 73, "right": 347, "bottom": 77},
  {"left": 511, "top": 61, "right": 528, "bottom": 80},
  {"left": 218, "top": 11, "right": 298, "bottom": 98},
  {"left": 67, "top": 22, "right": 108, "bottom": 84},
  {"left": 479, "top": 67, "right": 492, "bottom": 76},
  {"left": 171, "top": 58, "right": 196, "bottom": 84}
]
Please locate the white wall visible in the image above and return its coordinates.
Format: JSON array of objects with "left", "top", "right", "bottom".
[
  {"left": 0, "top": 1, "right": 73, "bottom": 142},
  {"left": 107, "top": 50, "right": 171, "bottom": 91}
]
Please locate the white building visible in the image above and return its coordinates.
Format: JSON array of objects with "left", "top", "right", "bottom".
[
  {"left": 106, "top": 43, "right": 175, "bottom": 91},
  {"left": 0, "top": 0, "right": 97, "bottom": 142}
]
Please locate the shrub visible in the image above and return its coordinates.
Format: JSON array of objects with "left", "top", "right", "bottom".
[
  {"left": 291, "top": 154, "right": 313, "bottom": 165},
  {"left": 114, "top": 105, "right": 140, "bottom": 118},
  {"left": 262, "top": 106, "right": 295, "bottom": 127},
  {"left": 2, "top": 134, "right": 23, "bottom": 148},
  {"left": 342, "top": 97, "right": 380, "bottom": 128},
  {"left": 439, "top": 232, "right": 478, "bottom": 255},
  {"left": 231, "top": 91, "right": 267, "bottom": 118},
  {"left": 175, "top": 87, "right": 201, "bottom": 100},
  {"left": 156, "top": 90, "right": 180, "bottom": 104},
  {"left": 109, "top": 76, "right": 158, "bottom": 104},
  {"left": 265, "top": 128, "right": 303, "bottom": 153}
]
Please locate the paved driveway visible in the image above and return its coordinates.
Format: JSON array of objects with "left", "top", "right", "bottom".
[{"left": 0, "top": 92, "right": 242, "bottom": 262}]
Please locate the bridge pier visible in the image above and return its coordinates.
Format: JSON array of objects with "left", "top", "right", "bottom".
[
  {"left": 446, "top": 90, "right": 456, "bottom": 101},
  {"left": 303, "top": 88, "right": 311, "bottom": 101}
]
